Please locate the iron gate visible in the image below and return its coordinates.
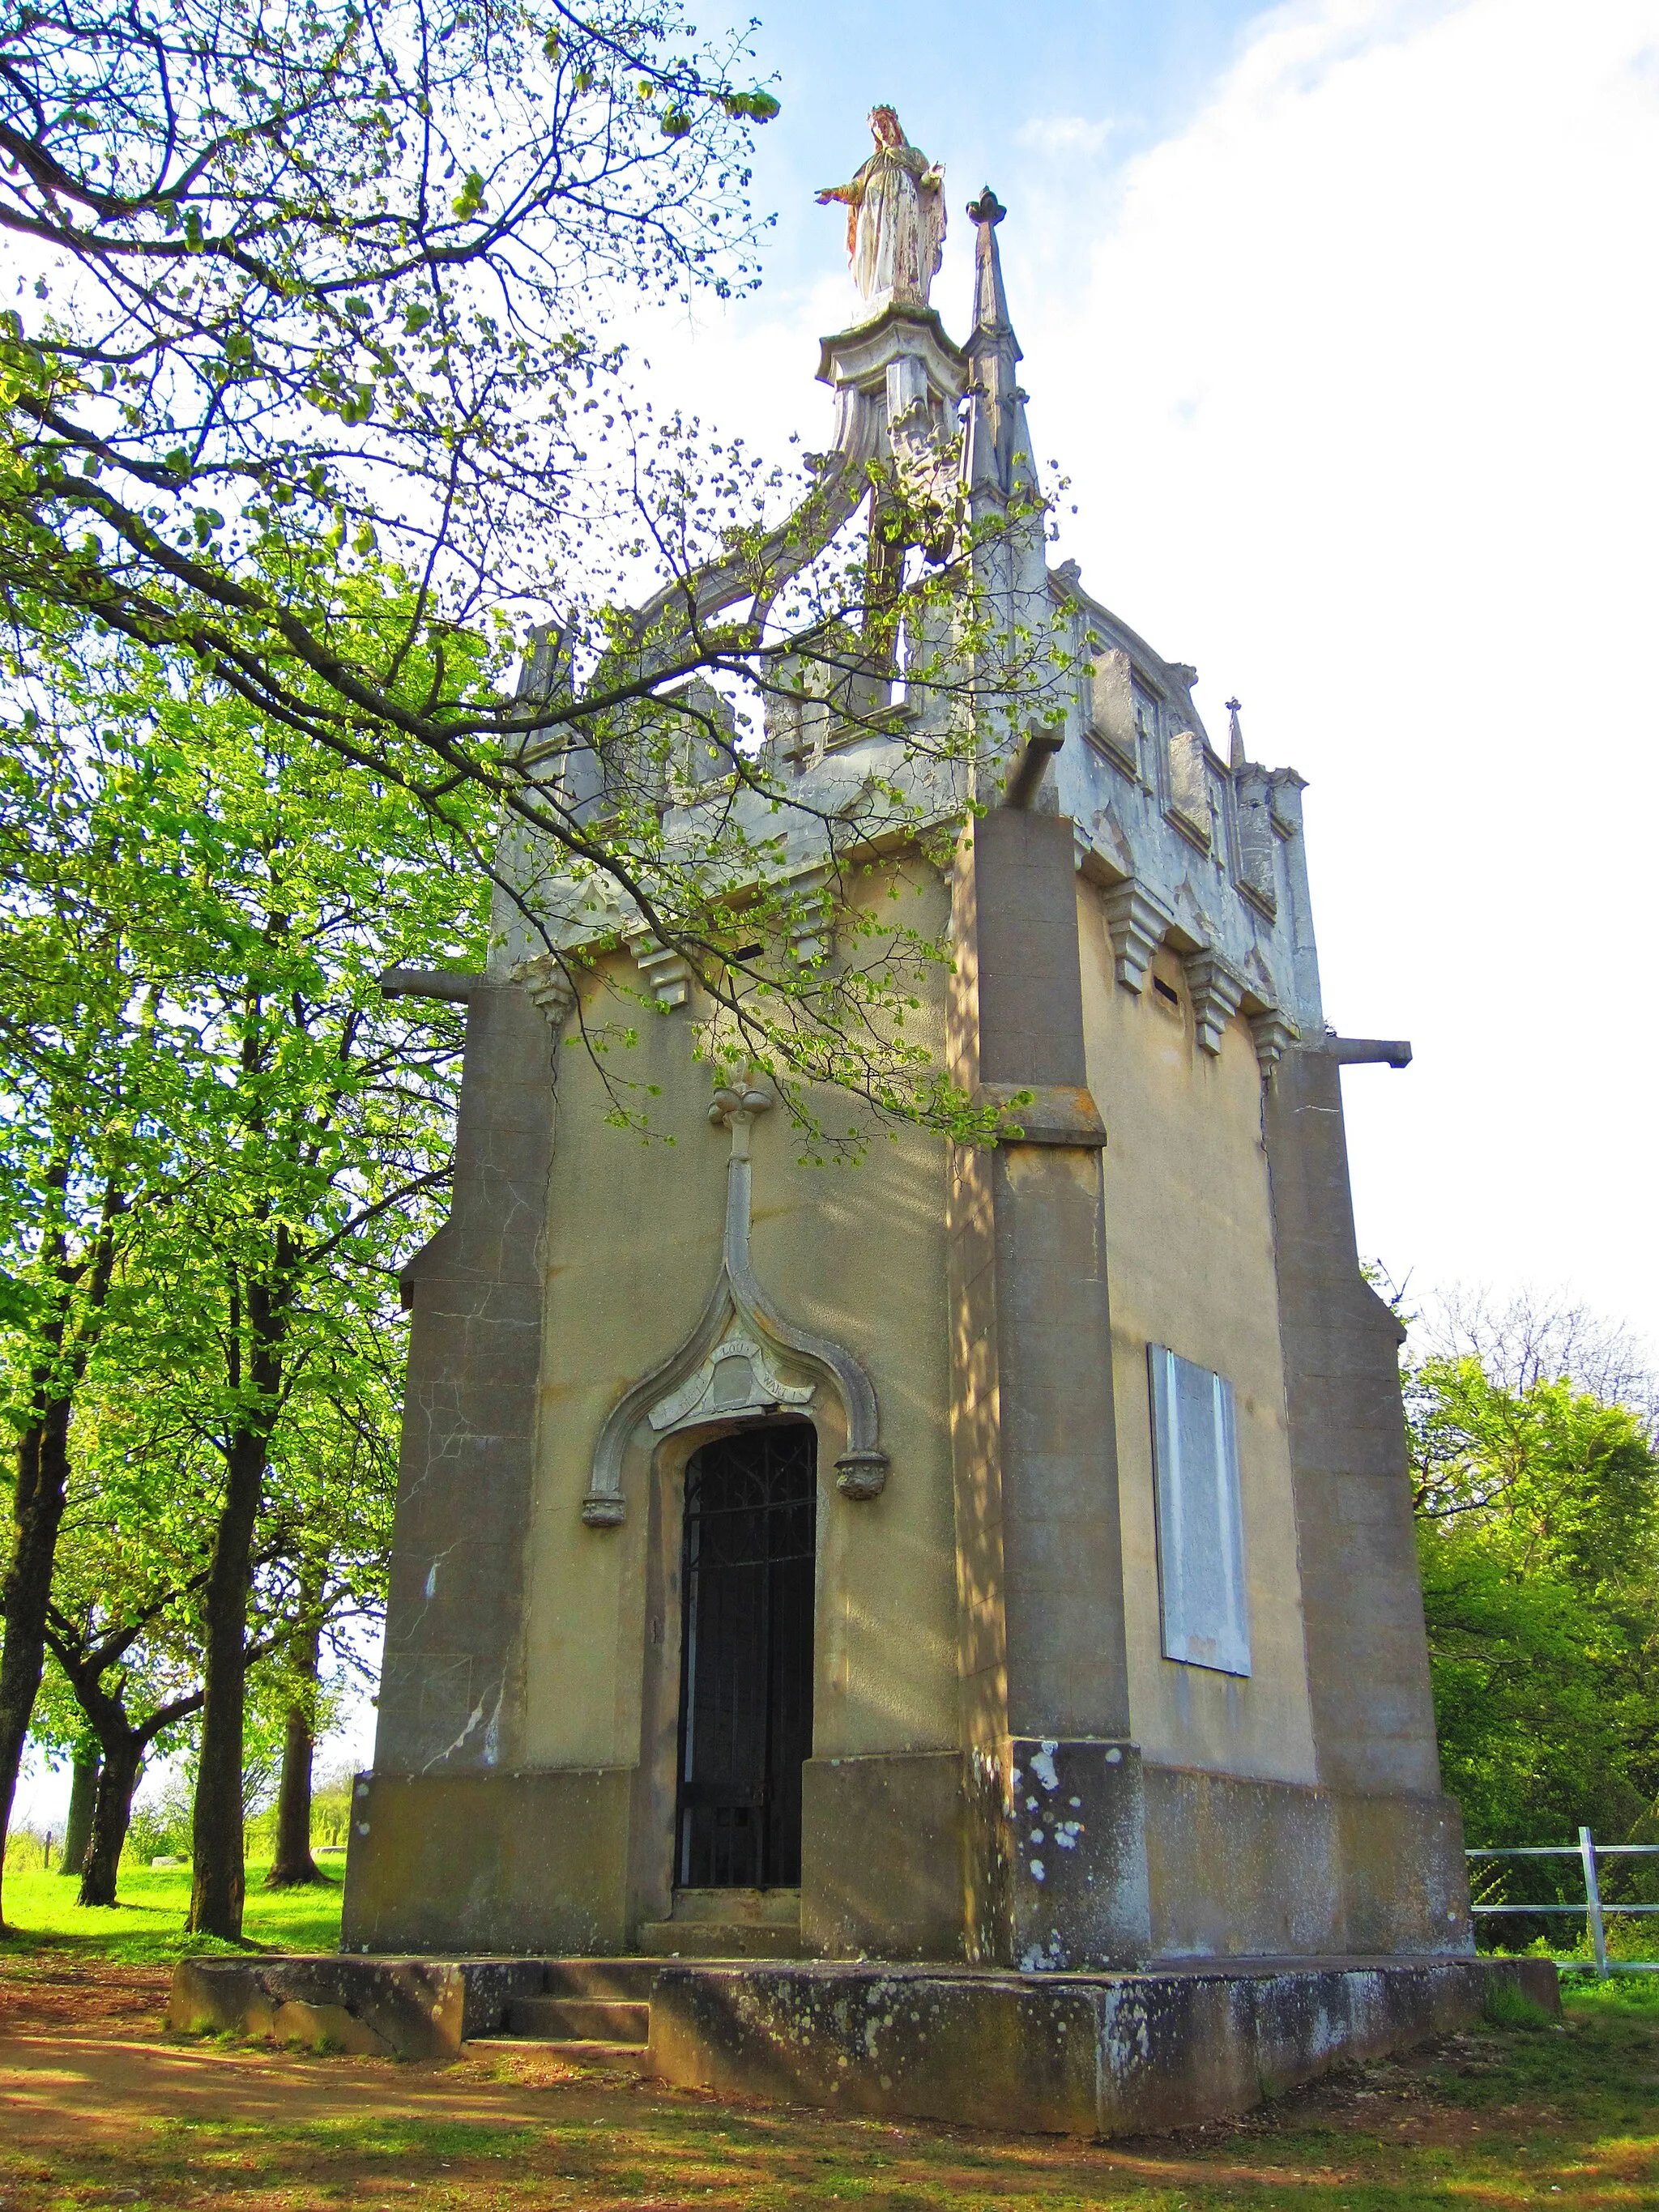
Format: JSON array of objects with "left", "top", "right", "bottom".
[{"left": 675, "top": 1422, "right": 817, "bottom": 1890}]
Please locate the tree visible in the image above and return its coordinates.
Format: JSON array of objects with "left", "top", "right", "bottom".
[
  {"left": 265, "top": 1576, "right": 325, "bottom": 1890},
  {"left": 2, "top": 2, "right": 1064, "bottom": 1133},
  {"left": 1409, "top": 1339, "right": 1659, "bottom": 1853},
  {"left": 58, "top": 1736, "right": 99, "bottom": 1877},
  {"left": 0, "top": 697, "right": 208, "bottom": 1927},
  {"left": 0, "top": 615, "right": 476, "bottom": 1927},
  {"left": 74, "top": 654, "right": 477, "bottom": 1936},
  {"left": 1, "top": 0, "right": 776, "bottom": 718},
  {"left": 261, "top": 1362, "right": 401, "bottom": 1890},
  {"left": 45, "top": 1617, "right": 207, "bottom": 1907}
]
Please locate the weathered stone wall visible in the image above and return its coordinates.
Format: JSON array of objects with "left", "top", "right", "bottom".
[
  {"left": 493, "top": 866, "right": 962, "bottom": 1944},
  {"left": 173, "top": 1951, "right": 1559, "bottom": 2135},
  {"left": 516, "top": 867, "right": 961, "bottom": 1784},
  {"left": 1077, "top": 884, "right": 1320, "bottom": 1786},
  {"left": 341, "top": 1767, "right": 634, "bottom": 1955},
  {"left": 372, "top": 982, "right": 555, "bottom": 1780},
  {"left": 1141, "top": 1765, "right": 1470, "bottom": 1957},
  {"left": 1264, "top": 1045, "right": 1444, "bottom": 1798}
]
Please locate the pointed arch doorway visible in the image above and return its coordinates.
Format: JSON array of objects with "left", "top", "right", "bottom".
[{"left": 675, "top": 1421, "right": 817, "bottom": 1891}]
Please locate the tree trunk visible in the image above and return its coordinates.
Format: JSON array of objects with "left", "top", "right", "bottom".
[
  {"left": 78, "top": 1738, "right": 143, "bottom": 1907},
  {"left": 0, "top": 1396, "right": 72, "bottom": 1929},
  {"left": 266, "top": 1595, "right": 323, "bottom": 1887},
  {"left": 59, "top": 1750, "right": 100, "bottom": 1877},
  {"left": 187, "top": 1426, "right": 267, "bottom": 1938},
  {"left": 266, "top": 1705, "right": 322, "bottom": 1886}
]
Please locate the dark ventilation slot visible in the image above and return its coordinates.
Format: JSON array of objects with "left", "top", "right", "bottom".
[{"left": 1153, "top": 976, "right": 1181, "bottom": 1008}]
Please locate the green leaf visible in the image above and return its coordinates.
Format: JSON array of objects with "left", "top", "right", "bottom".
[{"left": 720, "top": 90, "right": 780, "bottom": 123}]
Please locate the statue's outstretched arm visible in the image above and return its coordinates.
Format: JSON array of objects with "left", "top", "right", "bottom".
[{"left": 815, "top": 183, "right": 856, "bottom": 205}]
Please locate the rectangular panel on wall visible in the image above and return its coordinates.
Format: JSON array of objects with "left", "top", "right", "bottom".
[{"left": 1147, "top": 1345, "right": 1252, "bottom": 1676}]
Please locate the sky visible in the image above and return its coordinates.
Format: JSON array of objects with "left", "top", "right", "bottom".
[{"left": 16, "top": 0, "right": 1659, "bottom": 1827}]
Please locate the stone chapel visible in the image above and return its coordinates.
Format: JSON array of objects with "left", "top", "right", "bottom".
[{"left": 339, "top": 171, "right": 1473, "bottom": 1985}]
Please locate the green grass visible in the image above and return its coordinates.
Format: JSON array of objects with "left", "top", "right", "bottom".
[
  {"left": 1481, "top": 1976, "right": 1555, "bottom": 2029},
  {"left": 0, "top": 1856, "right": 346, "bottom": 1960}
]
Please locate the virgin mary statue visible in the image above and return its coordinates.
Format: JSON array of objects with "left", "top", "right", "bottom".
[{"left": 817, "top": 108, "right": 945, "bottom": 318}]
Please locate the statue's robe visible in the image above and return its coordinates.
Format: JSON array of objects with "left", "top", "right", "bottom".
[{"left": 844, "top": 143, "right": 945, "bottom": 313}]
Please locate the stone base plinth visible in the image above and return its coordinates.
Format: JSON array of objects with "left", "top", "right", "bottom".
[
  {"left": 170, "top": 1951, "right": 1556, "bottom": 2137},
  {"left": 649, "top": 1955, "right": 1555, "bottom": 2133},
  {"left": 168, "top": 1953, "right": 549, "bottom": 2059}
]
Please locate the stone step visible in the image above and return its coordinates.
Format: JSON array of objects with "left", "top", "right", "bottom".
[
  {"left": 638, "top": 1919, "right": 805, "bottom": 1958},
  {"left": 470, "top": 2035, "right": 650, "bottom": 2073},
  {"left": 540, "top": 1958, "right": 659, "bottom": 2002},
  {"left": 670, "top": 1885, "right": 801, "bottom": 1926},
  {"left": 506, "top": 1997, "right": 650, "bottom": 2044}
]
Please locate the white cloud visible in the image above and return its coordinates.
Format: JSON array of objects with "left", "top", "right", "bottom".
[
  {"left": 1014, "top": 114, "right": 1115, "bottom": 156},
  {"left": 1025, "top": 0, "right": 1659, "bottom": 1353},
  {"left": 632, "top": 0, "right": 1659, "bottom": 1355}
]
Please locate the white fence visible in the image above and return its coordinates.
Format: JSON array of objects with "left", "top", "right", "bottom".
[{"left": 1469, "top": 1826, "right": 1659, "bottom": 1975}]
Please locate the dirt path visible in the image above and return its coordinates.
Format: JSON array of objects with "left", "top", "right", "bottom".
[
  {"left": 0, "top": 1956, "right": 646, "bottom": 2137},
  {"left": 0, "top": 2028, "right": 625, "bottom": 2139}
]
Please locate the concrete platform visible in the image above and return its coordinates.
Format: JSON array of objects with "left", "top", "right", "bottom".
[{"left": 170, "top": 1951, "right": 1558, "bottom": 2137}]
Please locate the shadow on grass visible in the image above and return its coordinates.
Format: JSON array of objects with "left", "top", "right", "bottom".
[{"left": 15, "top": 2010, "right": 1659, "bottom": 2212}]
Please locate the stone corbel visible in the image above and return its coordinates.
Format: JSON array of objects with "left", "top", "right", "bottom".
[
  {"left": 511, "top": 951, "right": 578, "bottom": 1030},
  {"left": 629, "top": 934, "right": 693, "bottom": 1009},
  {"left": 787, "top": 867, "right": 834, "bottom": 966},
  {"left": 582, "top": 1081, "right": 888, "bottom": 1526},
  {"left": 1247, "top": 1008, "right": 1299, "bottom": 1073},
  {"left": 1182, "top": 951, "right": 1247, "bottom": 1055},
  {"left": 1102, "top": 881, "right": 1175, "bottom": 994}
]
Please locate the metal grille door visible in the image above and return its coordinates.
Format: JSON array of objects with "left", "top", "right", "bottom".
[{"left": 676, "top": 1424, "right": 817, "bottom": 1890}]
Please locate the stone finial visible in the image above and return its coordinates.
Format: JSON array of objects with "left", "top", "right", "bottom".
[
  {"left": 1226, "top": 697, "right": 1246, "bottom": 774},
  {"left": 967, "top": 186, "right": 1016, "bottom": 344},
  {"left": 708, "top": 1083, "right": 774, "bottom": 1127},
  {"left": 710, "top": 1078, "right": 774, "bottom": 1163},
  {"left": 515, "top": 620, "right": 565, "bottom": 704},
  {"left": 963, "top": 188, "right": 1028, "bottom": 498}
]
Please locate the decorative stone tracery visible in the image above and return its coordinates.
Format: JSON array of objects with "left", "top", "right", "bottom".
[{"left": 581, "top": 1080, "right": 887, "bottom": 1526}]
